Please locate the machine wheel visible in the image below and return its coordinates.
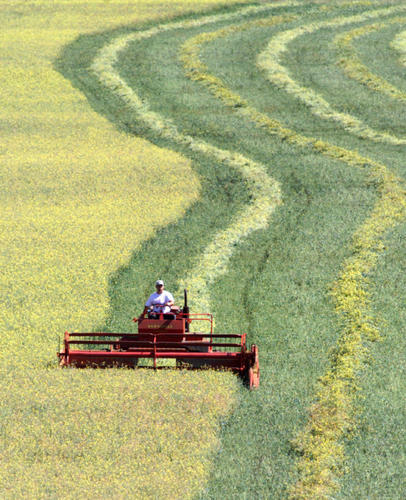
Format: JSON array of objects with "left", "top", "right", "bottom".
[{"left": 249, "top": 344, "right": 260, "bottom": 390}]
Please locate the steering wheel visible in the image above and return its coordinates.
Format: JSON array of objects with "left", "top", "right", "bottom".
[{"left": 150, "top": 303, "right": 169, "bottom": 310}]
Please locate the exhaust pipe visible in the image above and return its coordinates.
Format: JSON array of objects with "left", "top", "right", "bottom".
[{"left": 183, "top": 288, "right": 189, "bottom": 332}]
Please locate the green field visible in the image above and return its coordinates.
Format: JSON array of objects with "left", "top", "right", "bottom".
[{"left": 3, "top": 0, "right": 406, "bottom": 498}]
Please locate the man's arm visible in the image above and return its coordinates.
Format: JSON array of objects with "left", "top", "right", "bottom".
[
  {"left": 141, "top": 295, "right": 153, "bottom": 317},
  {"left": 165, "top": 292, "right": 174, "bottom": 308}
]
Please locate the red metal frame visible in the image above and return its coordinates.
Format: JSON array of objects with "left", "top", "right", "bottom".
[{"left": 58, "top": 312, "right": 259, "bottom": 389}]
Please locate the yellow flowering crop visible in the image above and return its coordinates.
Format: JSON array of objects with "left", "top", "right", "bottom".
[{"left": 1, "top": 367, "right": 236, "bottom": 499}]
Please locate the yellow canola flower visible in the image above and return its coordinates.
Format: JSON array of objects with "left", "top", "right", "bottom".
[
  {"left": 1, "top": 1, "right": 210, "bottom": 367},
  {"left": 335, "top": 20, "right": 406, "bottom": 102},
  {"left": 178, "top": 16, "right": 406, "bottom": 500},
  {"left": 391, "top": 29, "right": 406, "bottom": 66},
  {"left": 257, "top": 4, "right": 406, "bottom": 145},
  {"left": 1, "top": 367, "right": 236, "bottom": 500}
]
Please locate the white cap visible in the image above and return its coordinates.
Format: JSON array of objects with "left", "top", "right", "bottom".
[{"left": 155, "top": 279, "right": 164, "bottom": 286}]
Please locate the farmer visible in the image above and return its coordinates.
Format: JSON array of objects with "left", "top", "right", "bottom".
[{"left": 142, "top": 280, "right": 175, "bottom": 319}]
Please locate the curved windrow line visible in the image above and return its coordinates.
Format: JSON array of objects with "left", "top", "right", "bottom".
[
  {"left": 391, "top": 29, "right": 406, "bottom": 66},
  {"left": 179, "top": 17, "right": 406, "bottom": 499},
  {"left": 257, "top": 4, "right": 406, "bottom": 146},
  {"left": 90, "top": 3, "right": 294, "bottom": 323},
  {"left": 335, "top": 19, "right": 406, "bottom": 102}
]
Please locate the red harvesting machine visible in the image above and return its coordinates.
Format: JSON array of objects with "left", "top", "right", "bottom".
[{"left": 58, "top": 290, "right": 259, "bottom": 389}]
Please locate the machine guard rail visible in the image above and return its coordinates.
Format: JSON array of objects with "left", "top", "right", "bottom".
[{"left": 61, "top": 332, "right": 246, "bottom": 352}]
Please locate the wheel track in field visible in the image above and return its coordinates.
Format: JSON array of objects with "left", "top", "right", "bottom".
[
  {"left": 179, "top": 8, "right": 406, "bottom": 498},
  {"left": 335, "top": 19, "right": 406, "bottom": 103}
]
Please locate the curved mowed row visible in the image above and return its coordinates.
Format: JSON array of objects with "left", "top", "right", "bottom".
[{"left": 2, "top": 1, "right": 406, "bottom": 498}]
